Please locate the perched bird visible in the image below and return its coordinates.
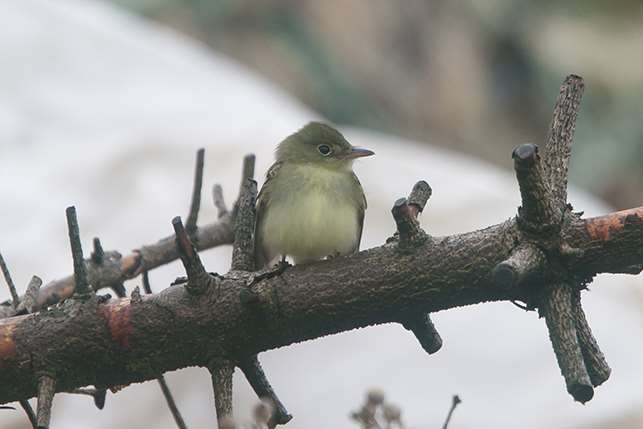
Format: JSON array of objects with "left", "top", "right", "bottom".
[{"left": 255, "top": 122, "right": 374, "bottom": 267}]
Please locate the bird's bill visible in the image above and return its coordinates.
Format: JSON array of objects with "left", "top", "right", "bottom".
[{"left": 345, "top": 147, "right": 375, "bottom": 159}]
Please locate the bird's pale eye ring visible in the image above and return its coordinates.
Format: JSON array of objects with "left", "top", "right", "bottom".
[{"left": 317, "top": 144, "right": 332, "bottom": 156}]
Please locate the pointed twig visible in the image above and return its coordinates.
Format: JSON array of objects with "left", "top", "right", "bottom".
[
  {"left": 186, "top": 148, "right": 205, "bottom": 236},
  {"left": 20, "top": 400, "right": 37, "bottom": 429},
  {"left": 91, "top": 238, "right": 105, "bottom": 265},
  {"left": 572, "top": 290, "right": 611, "bottom": 387},
  {"left": 172, "top": 216, "right": 208, "bottom": 295},
  {"left": 492, "top": 243, "right": 546, "bottom": 290},
  {"left": 65, "top": 206, "right": 92, "bottom": 298},
  {"left": 542, "top": 74, "right": 585, "bottom": 207},
  {"left": 157, "top": 375, "right": 188, "bottom": 429},
  {"left": 442, "top": 395, "right": 461, "bottom": 429},
  {"left": 539, "top": 282, "right": 593, "bottom": 403},
  {"left": 212, "top": 184, "right": 229, "bottom": 219},
  {"left": 0, "top": 253, "right": 20, "bottom": 308},
  {"left": 36, "top": 375, "right": 56, "bottom": 429},
  {"left": 512, "top": 144, "right": 560, "bottom": 232},
  {"left": 238, "top": 355, "right": 292, "bottom": 427},
  {"left": 232, "top": 154, "right": 256, "bottom": 219},
  {"left": 208, "top": 361, "right": 234, "bottom": 426},
  {"left": 231, "top": 179, "right": 258, "bottom": 272}
]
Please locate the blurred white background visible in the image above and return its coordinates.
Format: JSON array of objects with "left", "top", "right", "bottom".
[{"left": 1, "top": 1, "right": 642, "bottom": 428}]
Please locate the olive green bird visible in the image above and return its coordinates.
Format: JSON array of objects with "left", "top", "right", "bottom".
[{"left": 255, "top": 122, "right": 374, "bottom": 267}]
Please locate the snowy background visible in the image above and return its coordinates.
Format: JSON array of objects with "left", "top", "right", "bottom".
[{"left": 1, "top": 1, "right": 642, "bottom": 428}]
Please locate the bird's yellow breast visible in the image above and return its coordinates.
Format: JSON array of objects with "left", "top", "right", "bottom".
[{"left": 258, "top": 164, "right": 362, "bottom": 264}]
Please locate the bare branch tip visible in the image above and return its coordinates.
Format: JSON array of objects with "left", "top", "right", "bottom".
[
  {"left": 0, "top": 252, "right": 20, "bottom": 308},
  {"left": 212, "top": 184, "right": 229, "bottom": 218},
  {"left": 242, "top": 154, "right": 256, "bottom": 181},
  {"left": 239, "top": 356, "right": 292, "bottom": 426},
  {"left": 91, "top": 237, "right": 105, "bottom": 264},
  {"left": 156, "top": 375, "right": 188, "bottom": 429},
  {"left": 186, "top": 148, "right": 206, "bottom": 233},
  {"left": 65, "top": 206, "right": 92, "bottom": 298}
]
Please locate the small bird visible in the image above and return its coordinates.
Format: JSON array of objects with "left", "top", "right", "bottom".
[{"left": 255, "top": 122, "right": 374, "bottom": 267}]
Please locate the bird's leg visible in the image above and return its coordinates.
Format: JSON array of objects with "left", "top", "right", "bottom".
[{"left": 245, "top": 258, "right": 291, "bottom": 288}]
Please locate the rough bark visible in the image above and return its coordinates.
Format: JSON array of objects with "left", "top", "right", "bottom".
[{"left": 0, "top": 206, "right": 640, "bottom": 404}]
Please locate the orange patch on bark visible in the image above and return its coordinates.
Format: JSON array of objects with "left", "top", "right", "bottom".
[
  {"left": 102, "top": 299, "right": 134, "bottom": 349},
  {"left": 0, "top": 316, "right": 27, "bottom": 364},
  {"left": 586, "top": 207, "right": 643, "bottom": 241}
]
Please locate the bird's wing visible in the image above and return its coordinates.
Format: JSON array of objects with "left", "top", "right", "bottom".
[
  {"left": 254, "top": 161, "right": 283, "bottom": 267},
  {"left": 350, "top": 171, "right": 367, "bottom": 253}
]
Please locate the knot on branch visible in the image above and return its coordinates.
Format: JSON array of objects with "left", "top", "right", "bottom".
[{"left": 492, "top": 243, "right": 545, "bottom": 292}]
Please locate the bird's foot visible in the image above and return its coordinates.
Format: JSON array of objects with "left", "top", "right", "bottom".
[{"left": 246, "top": 258, "right": 291, "bottom": 288}]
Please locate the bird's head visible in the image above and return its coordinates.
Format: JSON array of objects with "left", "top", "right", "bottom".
[{"left": 276, "top": 122, "right": 374, "bottom": 169}]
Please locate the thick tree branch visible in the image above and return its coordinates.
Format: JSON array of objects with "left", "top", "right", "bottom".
[{"left": 0, "top": 204, "right": 639, "bottom": 404}]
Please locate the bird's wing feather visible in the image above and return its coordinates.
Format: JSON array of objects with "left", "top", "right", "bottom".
[{"left": 254, "top": 161, "right": 283, "bottom": 267}]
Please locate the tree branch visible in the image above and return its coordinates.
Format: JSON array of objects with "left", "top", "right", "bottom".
[
  {"left": 36, "top": 375, "right": 56, "bottom": 429},
  {"left": 208, "top": 361, "right": 234, "bottom": 426},
  {"left": 0, "top": 76, "right": 640, "bottom": 423},
  {"left": 185, "top": 148, "right": 205, "bottom": 236},
  {"left": 0, "top": 253, "right": 20, "bottom": 308},
  {"left": 238, "top": 356, "right": 292, "bottom": 428},
  {"left": 542, "top": 74, "right": 585, "bottom": 207},
  {"left": 539, "top": 282, "right": 593, "bottom": 403},
  {"left": 0, "top": 203, "right": 638, "bottom": 403},
  {"left": 1, "top": 151, "right": 241, "bottom": 317}
]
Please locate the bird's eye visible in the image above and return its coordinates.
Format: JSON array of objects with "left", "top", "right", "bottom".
[{"left": 317, "top": 144, "right": 332, "bottom": 156}]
